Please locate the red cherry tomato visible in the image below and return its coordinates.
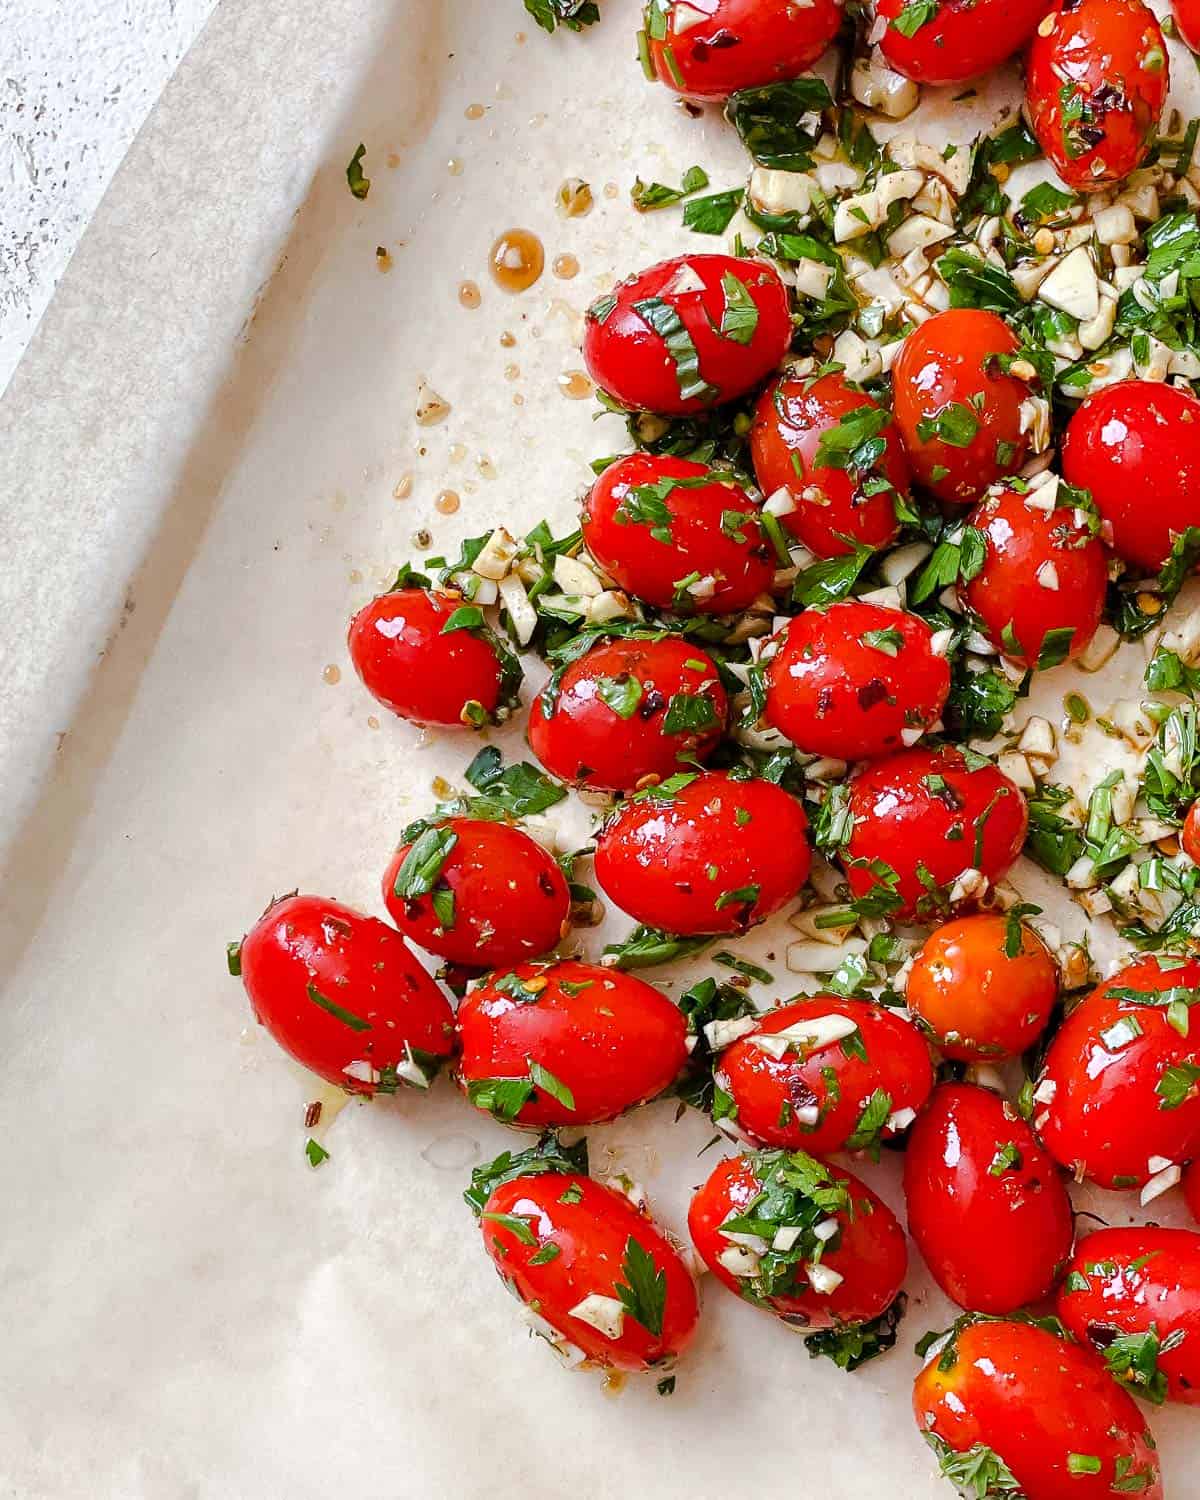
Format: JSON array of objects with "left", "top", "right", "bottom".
[
  {"left": 583, "top": 255, "right": 791, "bottom": 415},
  {"left": 236, "top": 894, "right": 453, "bottom": 1092},
  {"left": 688, "top": 1148, "right": 907, "bottom": 1329},
  {"left": 1062, "top": 380, "right": 1200, "bottom": 574},
  {"left": 841, "top": 746, "right": 1029, "bottom": 921},
  {"left": 456, "top": 960, "right": 688, "bottom": 1127},
  {"left": 382, "top": 817, "right": 569, "bottom": 968},
  {"left": 877, "top": 0, "right": 1051, "bottom": 85},
  {"left": 347, "top": 587, "right": 517, "bottom": 728},
  {"left": 906, "top": 913, "right": 1058, "bottom": 1061},
  {"left": 1027, "top": 0, "right": 1169, "bottom": 191},
  {"left": 905, "top": 1084, "right": 1074, "bottom": 1315},
  {"left": 1035, "top": 955, "right": 1200, "bottom": 1189},
  {"left": 581, "top": 453, "right": 775, "bottom": 614},
  {"left": 479, "top": 1167, "right": 698, "bottom": 1371},
  {"left": 749, "top": 371, "right": 908, "bottom": 559},
  {"left": 1185, "top": 1160, "right": 1200, "bottom": 1223},
  {"left": 892, "top": 310, "right": 1038, "bottom": 507},
  {"left": 528, "top": 635, "right": 728, "bottom": 793},
  {"left": 593, "top": 771, "right": 812, "bottom": 935},
  {"left": 642, "top": 0, "right": 842, "bottom": 100},
  {"left": 959, "top": 484, "right": 1108, "bottom": 669},
  {"left": 764, "top": 601, "right": 950, "bottom": 762},
  {"left": 1174, "top": 0, "right": 1200, "bottom": 50},
  {"left": 715, "top": 996, "right": 934, "bottom": 1154},
  {"left": 1184, "top": 801, "right": 1200, "bottom": 865},
  {"left": 914, "top": 1318, "right": 1163, "bottom": 1500},
  {"left": 1058, "top": 1226, "right": 1200, "bottom": 1406}
]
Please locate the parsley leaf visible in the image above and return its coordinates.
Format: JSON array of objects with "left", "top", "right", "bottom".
[
  {"left": 615, "top": 1236, "right": 666, "bottom": 1336},
  {"left": 393, "top": 825, "right": 459, "bottom": 898},
  {"left": 718, "top": 271, "right": 759, "bottom": 345}
]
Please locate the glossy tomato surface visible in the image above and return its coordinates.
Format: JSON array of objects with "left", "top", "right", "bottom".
[
  {"left": 382, "top": 817, "right": 568, "bottom": 968},
  {"left": 1186, "top": 1160, "right": 1200, "bottom": 1222},
  {"left": 841, "top": 746, "right": 1029, "bottom": 920},
  {"left": 481, "top": 1171, "right": 698, "bottom": 1371},
  {"left": 892, "top": 310, "right": 1036, "bottom": 507},
  {"left": 528, "top": 635, "right": 727, "bottom": 793},
  {"left": 1062, "top": 380, "right": 1200, "bottom": 573},
  {"left": 593, "top": 771, "right": 812, "bottom": 935},
  {"left": 764, "top": 601, "right": 950, "bottom": 762},
  {"left": 689, "top": 1149, "right": 907, "bottom": 1328},
  {"left": 643, "top": 0, "right": 842, "bottom": 100},
  {"left": 907, "top": 912, "right": 1058, "bottom": 1061},
  {"left": 457, "top": 960, "right": 688, "bottom": 1127},
  {"left": 581, "top": 453, "right": 774, "bottom": 614},
  {"left": 1035, "top": 955, "right": 1200, "bottom": 1188},
  {"left": 1058, "top": 1226, "right": 1200, "bottom": 1405},
  {"left": 1027, "top": 0, "right": 1169, "bottom": 191},
  {"left": 1184, "top": 800, "right": 1200, "bottom": 865},
  {"left": 749, "top": 371, "right": 908, "bottom": 559},
  {"left": 877, "top": 0, "right": 1051, "bottom": 84},
  {"left": 960, "top": 484, "right": 1108, "bottom": 669},
  {"left": 1175, "top": 0, "right": 1200, "bottom": 50},
  {"left": 237, "top": 894, "right": 454, "bottom": 1092},
  {"left": 914, "top": 1319, "right": 1163, "bottom": 1500},
  {"left": 347, "top": 587, "right": 515, "bottom": 727},
  {"left": 715, "top": 996, "right": 934, "bottom": 1154},
  {"left": 905, "top": 1084, "right": 1074, "bottom": 1315},
  {"left": 583, "top": 255, "right": 791, "bottom": 415}
]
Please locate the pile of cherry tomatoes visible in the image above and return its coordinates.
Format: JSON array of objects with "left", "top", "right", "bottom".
[{"left": 230, "top": 2, "right": 1200, "bottom": 1495}]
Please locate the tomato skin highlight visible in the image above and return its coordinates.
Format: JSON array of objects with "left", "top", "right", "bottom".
[
  {"left": 581, "top": 453, "right": 774, "bottom": 614},
  {"left": 1062, "top": 380, "right": 1200, "bottom": 573},
  {"left": 1035, "top": 955, "right": 1200, "bottom": 1189},
  {"left": 643, "top": 0, "right": 842, "bottom": 100},
  {"left": 904, "top": 1084, "right": 1074, "bottom": 1316},
  {"left": 749, "top": 371, "right": 907, "bottom": 559},
  {"left": 959, "top": 485, "right": 1108, "bottom": 669},
  {"left": 907, "top": 913, "right": 1058, "bottom": 1062},
  {"left": 1057, "top": 1226, "right": 1200, "bottom": 1406},
  {"left": 1183, "top": 801, "right": 1200, "bottom": 866},
  {"left": 913, "top": 1319, "right": 1163, "bottom": 1500},
  {"left": 1174, "top": 0, "right": 1200, "bottom": 50},
  {"left": 583, "top": 255, "right": 791, "bottom": 415},
  {"left": 1026, "top": 0, "right": 1169, "bottom": 192},
  {"left": 238, "top": 894, "right": 454, "bottom": 1092},
  {"left": 891, "top": 310, "right": 1036, "bottom": 507},
  {"left": 481, "top": 1172, "right": 698, "bottom": 1371},
  {"left": 593, "top": 772, "right": 812, "bottom": 935},
  {"left": 877, "top": 0, "right": 1051, "bottom": 85},
  {"left": 688, "top": 1151, "right": 907, "bottom": 1328},
  {"left": 382, "top": 818, "right": 569, "bottom": 968},
  {"left": 841, "top": 746, "right": 1029, "bottom": 921},
  {"left": 715, "top": 996, "right": 935, "bottom": 1154},
  {"left": 764, "top": 602, "right": 950, "bottom": 762},
  {"left": 347, "top": 587, "right": 510, "bottom": 727}
]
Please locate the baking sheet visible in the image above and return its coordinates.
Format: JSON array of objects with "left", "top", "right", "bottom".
[{"left": 0, "top": 0, "right": 1196, "bottom": 1494}]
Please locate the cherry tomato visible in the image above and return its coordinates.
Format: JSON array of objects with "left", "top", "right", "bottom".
[
  {"left": 235, "top": 894, "right": 454, "bottom": 1092},
  {"left": 583, "top": 255, "right": 791, "bottom": 415},
  {"left": 1026, "top": 0, "right": 1169, "bottom": 192},
  {"left": 714, "top": 996, "right": 935, "bottom": 1154},
  {"left": 749, "top": 371, "right": 908, "bottom": 559},
  {"left": 840, "top": 746, "right": 1029, "bottom": 921},
  {"left": 1058, "top": 1226, "right": 1200, "bottom": 1406},
  {"left": 959, "top": 484, "right": 1108, "bottom": 669},
  {"left": 477, "top": 1158, "right": 698, "bottom": 1372},
  {"left": 892, "top": 310, "right": 1038, "bottom": 507},
  {"left": 1034, "top": 955, "right": 1200, "bottom": 1189},
  {"left": 907, "top": 913, "right": 1058, "bottom": 1061},
  {"left": 642, "top": 0, "right": 842, "bottom": 100},
  {"left": 1184, "top": 801, "right": 1200, "bottom": 865},
  {"left": 914, "top": 1318, "right": 1163, "bottom": 1500},
  {"left": 1186, "top": 1160, "right": 1200, "bottom": 1223},
  {"left": 347, "top": 587, "right": 518, "bottom": 728},
  {"left": 688, "top": 1148, "right": 907, "bottom": 1329},
  {"left": 528, "top": 635, "right": 727, "bottom": 794},
  {"left": 1062, "top": 380, "right": 1200, "bottom": 574},
  {"left": 581, "top": 453, "right": 775, "bottom": 614},
  {"left": 877, "top": 0, "right": 1052, "bottom": 85},
  {"left": 1174, "top": 0, "right": 1200, "bottom": 51},
  {"left": 593, "top": 771, "right": 812, "bottom": 935},
  {"left": 382, "top": 817, "right": 569, "bottom": 968},
  {"left": 764, "top": 601, "right": 950, "bottom": 762},
  {"left": 905, "top": 1084, "right": 1074, "bottom": 1315}
]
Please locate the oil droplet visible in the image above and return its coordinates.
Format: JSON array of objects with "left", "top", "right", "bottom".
[
  {"left": 393, "top": 473, "right": 414, "bottom": 500},
  {"left": 556, "top": 178, "right": 593, "bottom": 218},
  {"left": 413, "top": 528, "right": 433, "bottom": 549},
  {"left": 513, "top": 393, "right": 525, "bottom": 406},
  {"left": 504, "top": 362, "right": 521, "bottom": 381},
  {"left": 367, "top": 715, "right": 380, "bottom": 730},
  {"left": 322, "top": 664, "right": 341, "bottom": 685},
  {"left": 465, "top": 103, "right": 485, "bottom": 120},
  {"left": 603, "top": 181, "right": 619, "bottom": 199},
  {"left": 463, "top": 480, "right": 478, "bottom": 496},
  {"left": 449, "top": 443, "right": 467, "bottom": 463},
  {"left": 375, "top": 245, "right": 393, "bottom": 272},
  {"left": 553, "top": 253, "right": 580, "bottom": 280},
  {"left": 602, "top": 1371, "right": 627, "bottom": 1398},
  {"left": 448, "top": 158, "right": 464, "bottom": 176},
  {"left": 489, "top": 229, "right": 545, "bottom": 293},
  {"left": 528, "top": 113, "right": 547, "bottom": 129},
  {"left": 459, "top": 280, "right": 482, "bottom": 310},
  {"left": 348, "top": 568, "right": 363, "bottom": 583},
  {"left": 499, "top": 330, "right": 517, "bottom": 347},
  {"left": 386, "top": 151, "right": 401, "bottom": 169},
  {"left": 435, "top": 489, "right": 461, "bottom": 515},
  {"left": 422, "top": 1133, "right": 481, "bottom": 1171},
  {"left": 515, "top": 30, "right": 526, "bottom": 42},
  {"left": 558, "top": 370, "right": 594, "bottom": 400},
  {"left": 477, "top": 454, "right": 497, "bottom": 479}
]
